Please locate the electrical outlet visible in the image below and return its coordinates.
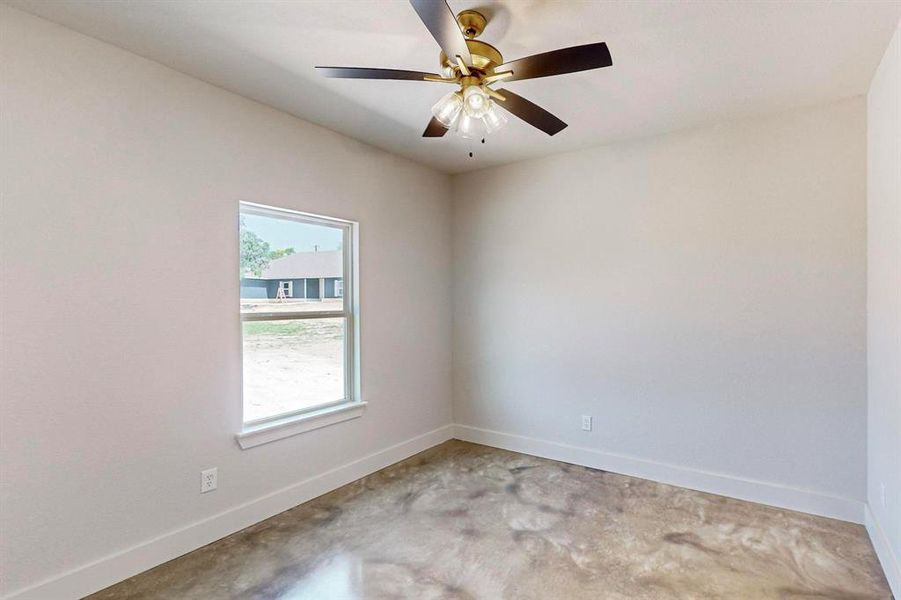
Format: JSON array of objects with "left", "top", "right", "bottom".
[
  {"left": 880, "top": 482, "right": 886, "bottom": 508},
  {"left": 581, "top": 415, "right": 593, "bottom": 432},
  {"left": 201, "top": 468, "right": 218, "bottom": 493}
]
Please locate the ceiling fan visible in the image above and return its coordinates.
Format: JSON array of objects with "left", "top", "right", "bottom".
[{"left": 316, "top": 0, "right": 612, "bottom": 140}]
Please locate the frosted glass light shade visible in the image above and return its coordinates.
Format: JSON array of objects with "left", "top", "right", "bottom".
[
  {"left": 456, "top": 112, "right": 487, "bottom": 139},
  {"left": 462, "top": 86, "right": 490, "bottom": 118},
  {"left": 483, "top": 103, "right": 508, "bottom": 133},
  {"left": 431, "top": 91, "right": 463, "bottom": 128}
]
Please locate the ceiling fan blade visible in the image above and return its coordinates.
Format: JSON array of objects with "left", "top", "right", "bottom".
[
  {"left": 423, "top": 116, "right": 449, "bottom": 137},
  {"left": 495, "top": 42, "right": 612, "bottom": 82},
  {"left": 493, "top": 88, "right": 567, "bottom": 136},
  {"left": 316, "top": 67, "right": 444, "bottom": 81},
  {"left": 409, "top": 0, "right": 472, "bottom": 66}
]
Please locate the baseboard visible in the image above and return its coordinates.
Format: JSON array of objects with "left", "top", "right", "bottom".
[
  {"left": 3, "top": 424, "right": 455, "bottom": 600},
  {"left": 866, "top": 504, "right": 901, "bottom": 598},
  {"left": 453, "top": 424, "right": 864, "bottom": 524}
]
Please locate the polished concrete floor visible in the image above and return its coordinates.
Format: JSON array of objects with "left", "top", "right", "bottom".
[{"left": 90, "top": 441, "right": 891, "bottom": 599}]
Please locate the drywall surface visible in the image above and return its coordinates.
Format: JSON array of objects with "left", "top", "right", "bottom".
[
  {"left": 453, "top": 98, "right": 867, "bottom": 512},
  {"left": 0, "top": 6, "right": 452, "bottom": 596},
  {"left": 867, "top": 18, "right": 901, "bottom": 596}
]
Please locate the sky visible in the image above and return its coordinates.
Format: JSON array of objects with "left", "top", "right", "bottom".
[{"left": 242, "top": 213, "right": 342, "bottom": 253}]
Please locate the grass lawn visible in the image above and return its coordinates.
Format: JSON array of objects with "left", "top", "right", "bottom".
[{"left": 243, "top": 319, "right": 343, "bottom": 339}]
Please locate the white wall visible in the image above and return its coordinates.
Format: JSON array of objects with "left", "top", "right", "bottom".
[
  {"left": 866, "top": 19, "right": 901, "bottom": 596},
  {"left": 0, "top": 6, "right": 452, "bottom": 597},
  {"left": 453, "top": 98, "right": 867, "bottom": 517}
]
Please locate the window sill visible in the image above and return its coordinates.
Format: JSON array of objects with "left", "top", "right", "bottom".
[{"left": 236, "top": 401, "right": 367, "bottom": 450}]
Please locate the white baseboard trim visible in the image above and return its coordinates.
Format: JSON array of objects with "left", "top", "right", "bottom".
[
  {"left": 3, "top": 424, "right": 455, "bottom": 600},
  {"left": 866, "top": 504, "right": 901, "bottom": 598},
  {"left": 453, "top": 424, "right": 864, "bottom": 525}
]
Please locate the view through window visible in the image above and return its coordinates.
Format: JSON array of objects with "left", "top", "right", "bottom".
[{"left": 239, "top": 203, "right": 355, "bottom": 425}]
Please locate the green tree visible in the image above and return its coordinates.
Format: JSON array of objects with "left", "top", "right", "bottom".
[
  {"left": 240, "top": 217, "right": 271, "bottom": 277},
  {"left": 268, "top": 247, "right": 295, "bottom": 260}
]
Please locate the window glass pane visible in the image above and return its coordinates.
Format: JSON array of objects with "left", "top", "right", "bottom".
[
  {"left": 242, "top": 318, "right": 346, "bottom": 423},
  {"left": 240, "top": 212, "right": 344, "bottom": 315}
]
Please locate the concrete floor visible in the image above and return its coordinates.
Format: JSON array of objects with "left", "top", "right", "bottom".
[{"left": 90, "top": 441, "right": 891, "bottom": 599}]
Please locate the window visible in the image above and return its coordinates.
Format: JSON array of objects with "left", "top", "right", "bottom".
[
  {"left": 335, "top": 279, "right": 344, "bottom": 298},
  {"left": 238, "top": 202, "right": 360, "bottom": 441}
]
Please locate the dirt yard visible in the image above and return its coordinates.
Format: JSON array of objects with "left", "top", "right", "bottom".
[{"left": 241, "top": 300, "right": 346, "bottom": 423}]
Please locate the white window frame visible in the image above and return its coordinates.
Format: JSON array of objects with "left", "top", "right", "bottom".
[
  {"left": 278, "top": 280, "right": 293, "bottom": 298},
  {"left": 335, "top": 279, "right": 344, "bottom": 298},
  {"left": 237, "top": 202, "right": 363, "bottom": 449}
]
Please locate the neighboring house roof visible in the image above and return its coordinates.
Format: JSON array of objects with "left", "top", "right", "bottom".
[{"left": 246, "top": 250, "right": 342, "bottom": 280}]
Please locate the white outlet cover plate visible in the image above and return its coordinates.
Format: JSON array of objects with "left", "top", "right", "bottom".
[{"left": 201, "top": 468, "right": 217, "bottom": 493}]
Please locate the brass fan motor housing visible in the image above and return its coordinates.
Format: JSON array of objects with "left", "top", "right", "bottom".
[
  {"left": 439, "top": 11, "right": 503, "bottom": 76},
  {"left": 440, "top": 39, "right": 504, "bottom": 74}
]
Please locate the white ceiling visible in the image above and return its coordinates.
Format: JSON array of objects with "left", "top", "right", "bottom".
[{"left": 7, "top": 0, "right": 901, "bottom": 174}]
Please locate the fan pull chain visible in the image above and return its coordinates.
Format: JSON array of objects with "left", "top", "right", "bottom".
[{"left": 467, "top": 137, "right": 487, "bottom": 159}]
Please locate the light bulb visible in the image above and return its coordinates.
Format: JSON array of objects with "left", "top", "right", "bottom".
[
  {"left": 456, "top": 111, "right": 486, "bottom": 139},
  {"left": 431, "top": 91, "right": 462, "bottom": 128},
  {"left": 462, "top": 86, "right": 490, "bottom": 118},
  {"left": 482, "top": 102, "right": 508, "bottom": 133}
]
